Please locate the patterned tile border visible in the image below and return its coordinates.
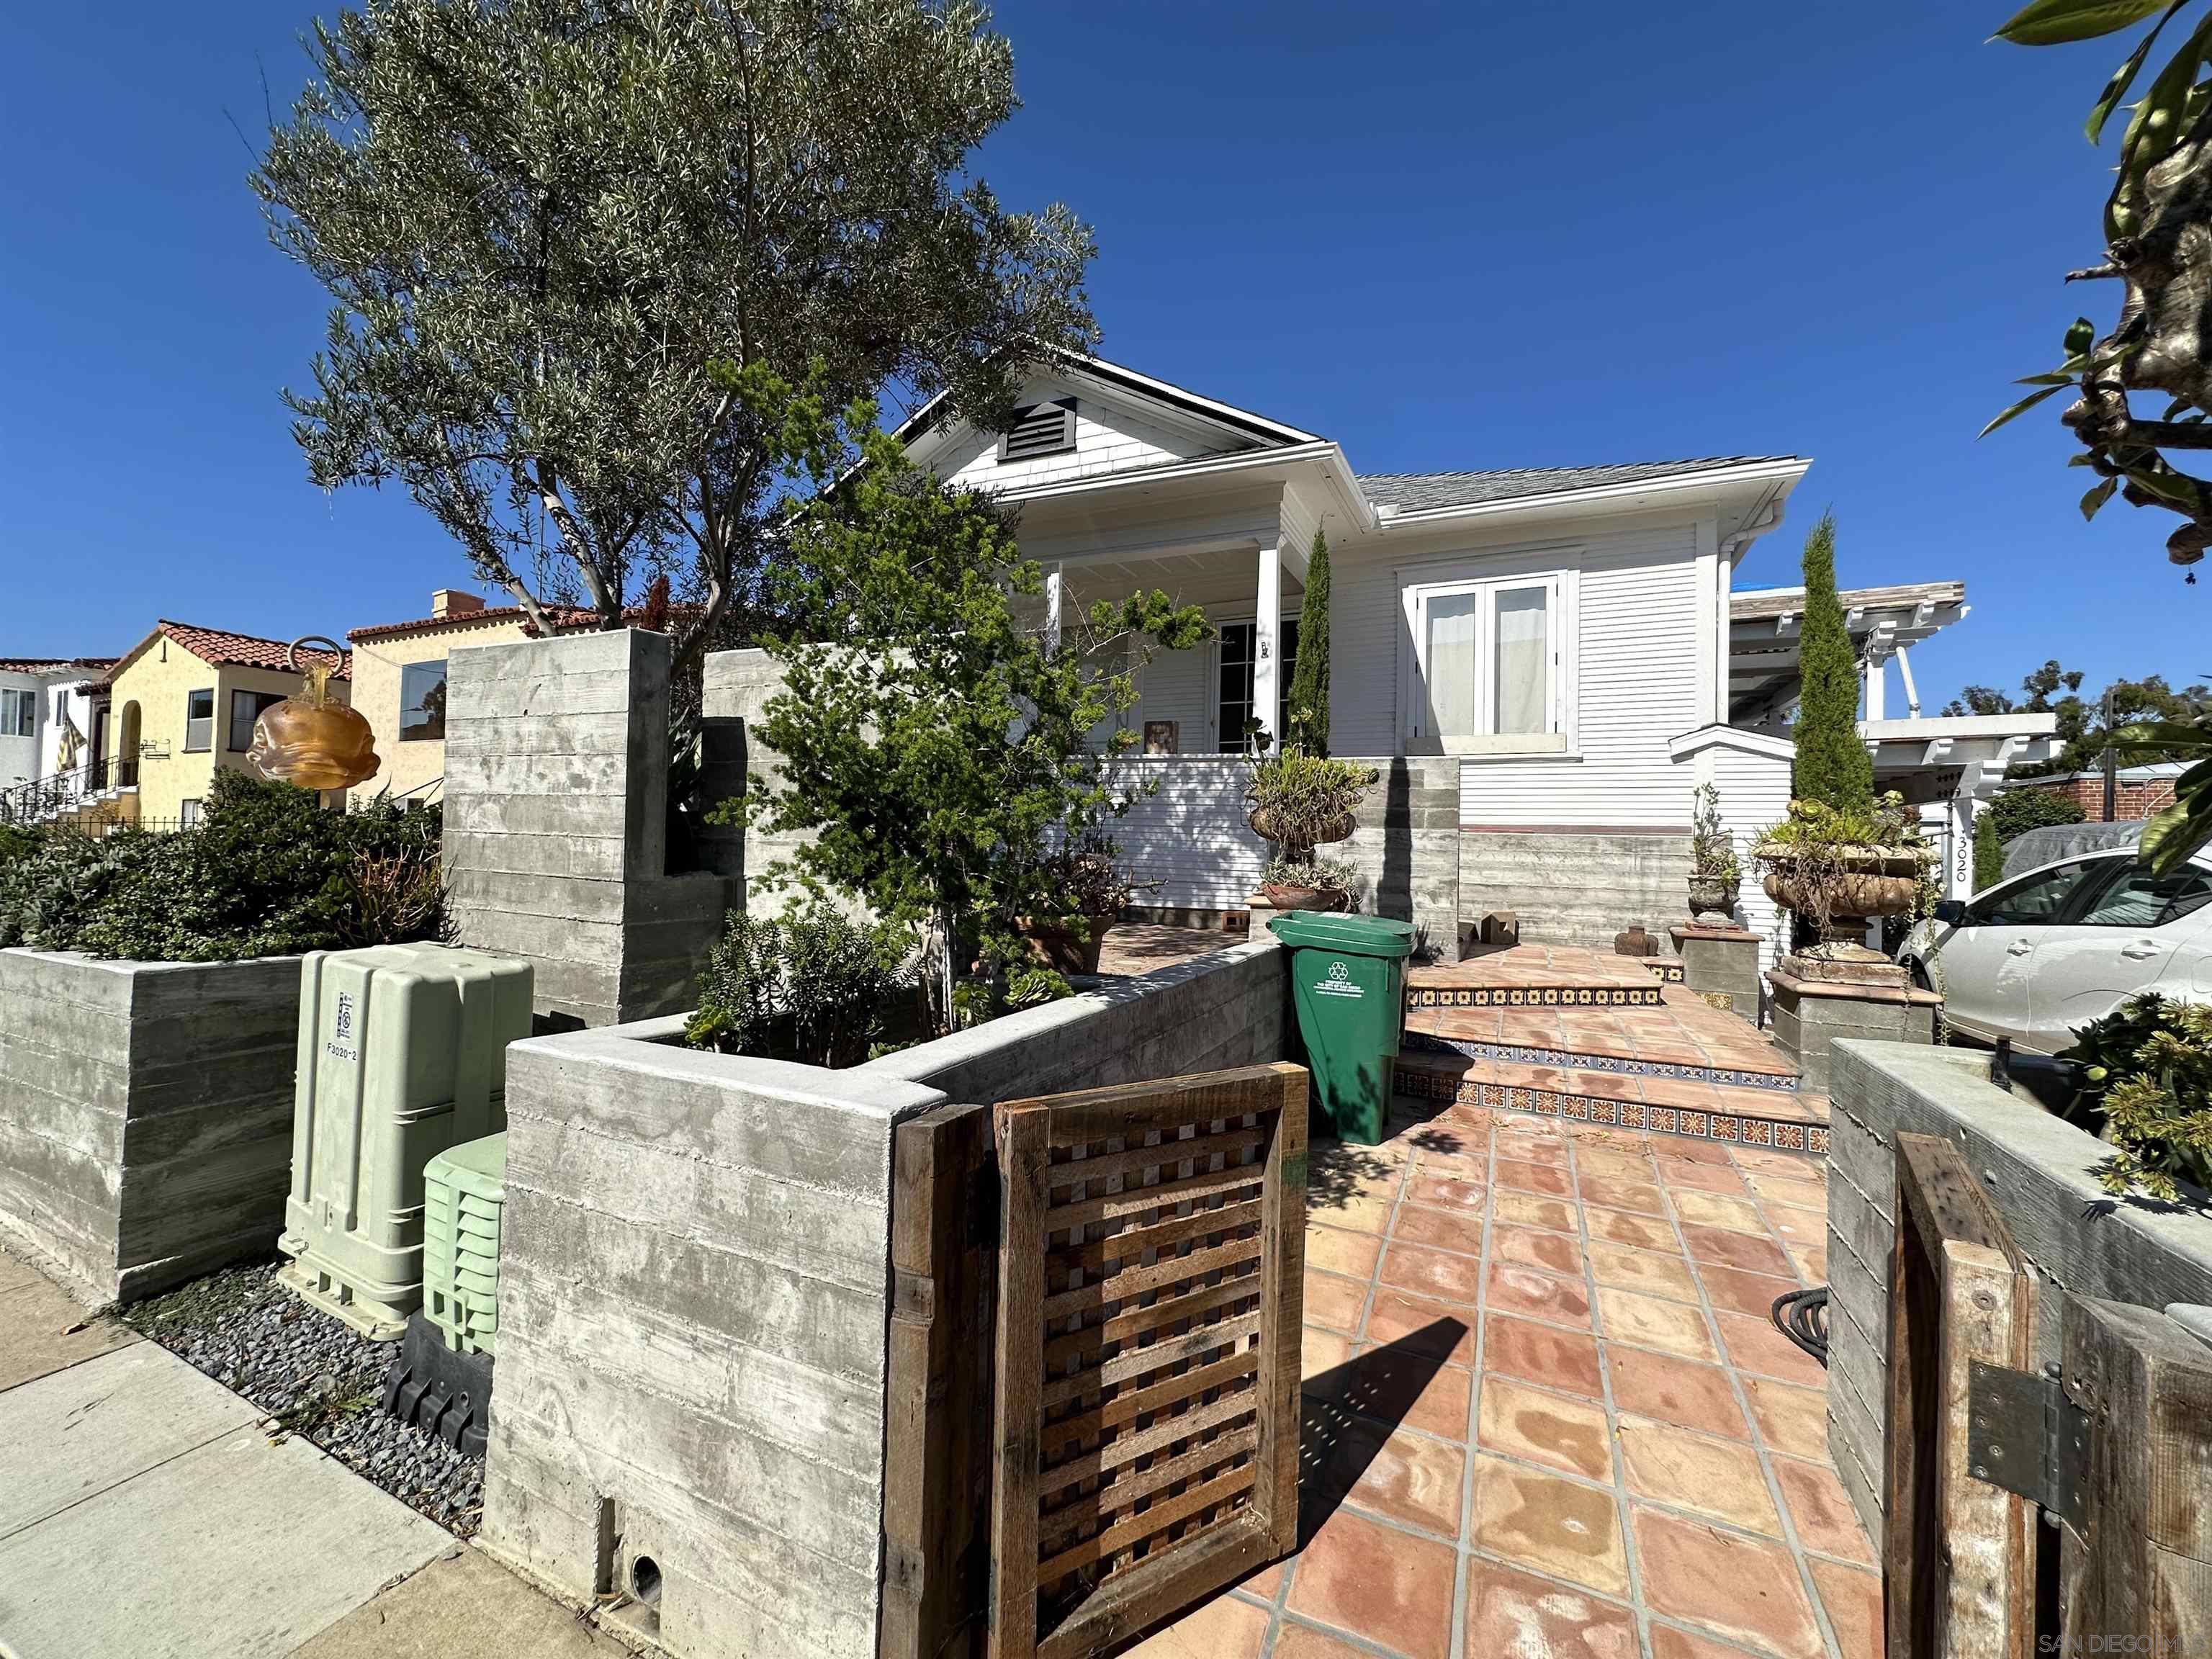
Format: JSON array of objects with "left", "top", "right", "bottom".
[
  {"left": 1642, "top": 959, "right": 1686, "bottom": 984},
  {"left": 1401, "top": 1031, "right": 1800, "bottom": 1094},
  {"left": 1394, "top": 1066, "right": 1828, "bottom": 1158},
  {"left": 1406, "top": 983, "right": 1665, "bottom": 1010}
]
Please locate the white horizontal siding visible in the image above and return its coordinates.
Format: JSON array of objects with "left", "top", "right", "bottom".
[
  {"left": 934, "top": 377, "right": 1238, "bottom": 493},
  {"left": 1132, "top": 643, "right": 1214, "bottom": 754},
  {"left": 1103, "top": 758, "right": 1265, "bottom": 909},
  {"left": 1709, "top": 739, "right": 1794, "bottom": 971}
]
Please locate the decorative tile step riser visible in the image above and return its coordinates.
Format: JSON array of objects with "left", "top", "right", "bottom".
[
  {"left": 1393, "top": 1067, "right": 1828, "bottom": 1158},
  {"left": 1408, "top": 984, "right": 1665, "bottom": 1010},
  {"left": 1402, "top": 1030, "right": 1799, "bottom": 1094}
]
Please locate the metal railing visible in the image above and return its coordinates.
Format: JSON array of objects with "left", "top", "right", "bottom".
[{"left": 0, "top": 755, "right": 138, "bottom": 827}]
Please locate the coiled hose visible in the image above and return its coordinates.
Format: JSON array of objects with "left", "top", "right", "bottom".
[{"left": 1771, "top": 1286, "right": 1830, "bottom": 1364}]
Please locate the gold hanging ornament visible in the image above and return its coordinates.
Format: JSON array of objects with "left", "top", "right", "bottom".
[{"left": 248, "top": 636, "right": 381, "bottom": 791}]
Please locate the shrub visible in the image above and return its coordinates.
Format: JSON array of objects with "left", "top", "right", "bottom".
[
  {"left": 1973, "top": 809, "right": 2004, "bottom": 891},
  {"left": 1987, "top": 786, "right": 2085, "bottom": 845},
  {"left": 1285, "top": 527, "right": 1331, "bottom": 755},
  {"left": 685, "top": 904, "right": 912, "bottom": 1067},
  {"left": 0, "top": 771, "right": 447, "bottom": 961},
  {"left": 1262, "top": 853, "right": 1359, "bottom": 894},
  {"left": 2059, "top": 993, "right": 2212, "bottom": 1202},
  {"left": 1248, "top": 750, "right": 1377, "bottom": 861}
]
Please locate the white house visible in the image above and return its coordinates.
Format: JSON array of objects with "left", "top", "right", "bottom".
[
  {"left": 0, "top": 657, "right": 114, "bottom": 811},
  {"left": 895, "top": 354, "right": 1817, "bottom": 957}
]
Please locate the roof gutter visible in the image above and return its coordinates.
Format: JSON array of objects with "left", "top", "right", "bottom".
[{"left": 999, "top": 440, "right": 1381, "bottom": 533}]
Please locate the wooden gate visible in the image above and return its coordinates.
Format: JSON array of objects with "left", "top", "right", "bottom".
[
  {"left": 986, "top": 1063, "right": 1308, "bottom": 1659},
  {"left": 1884, "top": 1132, "right": 2212, "bottom": 1659}
]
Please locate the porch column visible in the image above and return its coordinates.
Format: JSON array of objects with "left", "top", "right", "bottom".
[
  {"left": 1043, "top": 564, "right": 1064, "bottom": 655},
  {"left": 1253, "top": 541, "right": 1282, "bottom": 753},
  {"left": 1862, "top": 623, "right": 1894, "bottom": 721}
]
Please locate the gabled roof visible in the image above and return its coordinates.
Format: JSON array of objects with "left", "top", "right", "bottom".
[
  {"left": 892, "top": 351, "right": 1322, "bottom": 452},
  {"left": 0, "top": 657, "right": 115, "bottom": 675},
  {"left": 348, "top": 602, "right": 689, "bottom": 644},
  {"left": 1361, "top": 458, "right": 1797, "bottom": 514},
  {"left": 92, "top": 621, "right": 350, "bottom": 692}
]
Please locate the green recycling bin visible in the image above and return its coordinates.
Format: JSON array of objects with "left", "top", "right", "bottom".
[{"left": 1267, "top": 911, "right": 1416, "bottom": 1145}]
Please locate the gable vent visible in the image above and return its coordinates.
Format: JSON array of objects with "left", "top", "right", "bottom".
[{"left": 997, "top": 397, "right": 1077, "bottom": 463}]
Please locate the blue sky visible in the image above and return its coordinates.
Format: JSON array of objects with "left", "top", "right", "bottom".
[{"left": 0, "top": 2, "right": 2195, "bottom": 708}]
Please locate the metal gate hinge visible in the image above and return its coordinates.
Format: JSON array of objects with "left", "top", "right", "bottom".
[{"left": 1965, "top": 1360, "right": 2091, "bottom": 1537}]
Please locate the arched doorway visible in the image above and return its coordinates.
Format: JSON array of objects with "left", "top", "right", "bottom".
[{"left": 116, "top": 701, "right": 140, "bottom": 788}]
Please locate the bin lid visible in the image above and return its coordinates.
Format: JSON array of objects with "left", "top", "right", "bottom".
[{"left": 1265, "top": 912, "right": 1416, "bottom": 958}]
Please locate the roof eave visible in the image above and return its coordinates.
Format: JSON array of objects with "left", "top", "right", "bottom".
[{"left": 1371, "top": 457, "right": 1812, "bottom": 531}]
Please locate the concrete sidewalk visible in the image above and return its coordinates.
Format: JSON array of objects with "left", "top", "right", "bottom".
[{"left": 0, "top": 1248, "right": 617, "bottom": 1659}]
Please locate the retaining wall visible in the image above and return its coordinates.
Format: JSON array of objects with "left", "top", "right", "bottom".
[
  {"left": 480, "top": 938, "right": 1288, "bottom": 1658},
  {"left": 1823, "top": 1038, "right": 2212, "bottom": 1545},
  {"left": 0, "top": 949, "right": 300, "bottom": 1303},
  {"left": 1458, "top": 829, "right": 1693, "bottom": 949}
]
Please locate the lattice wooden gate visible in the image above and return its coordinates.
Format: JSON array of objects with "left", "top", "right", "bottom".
[{"left": 986, "top": 1063, "right": 1308, "bottom": 1659}]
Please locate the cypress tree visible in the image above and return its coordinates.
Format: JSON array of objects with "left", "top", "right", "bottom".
[
  {"left": 1285, "top": 528, "right": 1332, "bottom": 755},
  {"left": 1792, "top": 511, "right": 1875, "bottom": 811}
]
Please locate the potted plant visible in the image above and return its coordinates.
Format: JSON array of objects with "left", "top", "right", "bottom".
[
  {"left": 1020, "top": 835, "right": 1148, "bottom": 976},
  {"left": 1246, "top": 748, "right": 1377, "bottom": 913},
  {"left": 1751, "top": 792, "right": 1928, "bottom": 942},
  {"left": 1686, "top": 782, "right": 1742, "bottom": 919}
]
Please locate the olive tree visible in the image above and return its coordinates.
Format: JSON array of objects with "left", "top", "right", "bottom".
[{"left": 254, "top": 0, "right": 1094, "bottom": 675}]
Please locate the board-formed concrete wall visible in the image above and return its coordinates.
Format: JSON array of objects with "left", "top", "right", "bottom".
[
  {"left": 444, "top": 628, "right": 734, "bottom": 1028},
  {"left": 0, "top": 949, "right": 300, "bottom": 1303},
  {"left": 1823, "top": 1039, "right": 2212, "bottom": 1545},
  {"left": 1459, "top": 828, "right": 1694, "bottom": 949},
  {"left": 1334, "top": 757, "right": 1460, "bottom": 957},
  {"left": 480, "top": 940, "right": 1290, "bottom": 1658}
]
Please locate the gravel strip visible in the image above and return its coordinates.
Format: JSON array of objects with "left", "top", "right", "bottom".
[{"left": 121, "top": 1259, "right": 485, "bottom": 1536}]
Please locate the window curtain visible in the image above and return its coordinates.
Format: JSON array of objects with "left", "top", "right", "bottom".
[
  {"left": 1424, "top": 594, "right": 1480, "bottom": 737},
  {"left": 1494, "top": 588, "right": 1549, "bottom": 734}
]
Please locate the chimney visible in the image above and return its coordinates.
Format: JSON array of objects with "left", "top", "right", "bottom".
[{"left": 431, "top": 589, "right": 485, "bottom": 620}]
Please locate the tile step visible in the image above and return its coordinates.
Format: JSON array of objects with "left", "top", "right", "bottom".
[
  {"left": 1401, "top": 1025, "right": 1799, "bottom": 1091},
  {"left": 1393, "top": 1049, "right": 1829, "bottom": 1159}
]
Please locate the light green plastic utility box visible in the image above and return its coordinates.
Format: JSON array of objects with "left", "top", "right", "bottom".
[
  {"left": 422, "top": 1131, "right": 506, "bottom": 1355},
  {"left": 276, "top": 943, "right": 533, "bottom": 1339}
]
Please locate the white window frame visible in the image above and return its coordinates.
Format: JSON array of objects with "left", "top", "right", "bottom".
[
  {"left": 1398, "top": 564, "right": 1577, "bottom": 757},
  {"left": 1204, "top": 603, "right": 1302, "bottom": 752}
]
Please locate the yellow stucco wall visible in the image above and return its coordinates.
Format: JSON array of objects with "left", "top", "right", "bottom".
[
  {"left": 346, "top": 614, "right": 534, "bottom": 807},
  {"left": 104, "top": 642, "right": 350, "bottom": 825}
]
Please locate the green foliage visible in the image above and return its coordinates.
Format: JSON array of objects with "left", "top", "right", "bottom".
[
  {"left": 1247, "top": 750, "right": 1377, "bottom": 863},
  {"left": 0, "top": 824, "right": 35, "bottom": 867},
  {"left": 726, "top": 403, "right": 1210, "bottom": 1034},
  {"left": 2059, "top": 993, "right": 2212, "bottom": 1201},
  {"left": 253, "top": 0, "right": 1094, "bottom": 670},
  {"left": 1284, "top": 529, "right": 1332, "bottom": 756},
  {"left": 1987, "top": 786, "right": 2086, "bottom": 844},
  {"left": 0, "top": 773, "right": 446, "bottom": 962},
  {"left": 685, "top": 904, "right": 912, "bottom": 1067},
  {"left": 1031, "top": 832, "right": 1145, "bottom": 922},
  {"left": 1261, "top": 853, "right": 1359, "bottom": 894},
  {"left": 1946, "top": 660, "right": 2208, "bottom": 773},
  {"left": 1791, "top": 513, "right": 1876, "bottom": 813},
  {"left": 1689, "top": 783, "right": 1741, "bottom": 885},
  {"left": 1973, "top": 809, "right": 2005, "bottom": 891},
  {"left": 2113, "top": 716, "right": 2212, "bottom": 872},
  {"left": 1755, "top": 793, "right": 1920, "bottom": 853}
]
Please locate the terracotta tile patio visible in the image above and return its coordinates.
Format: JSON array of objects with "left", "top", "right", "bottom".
[{"left": 1124, "top": 1098, "right": 1878, "bottom": 1659}]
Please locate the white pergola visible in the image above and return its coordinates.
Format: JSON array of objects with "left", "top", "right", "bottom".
[{"left": 1729, "top": 579, "right": 2062, "bottom": 899}]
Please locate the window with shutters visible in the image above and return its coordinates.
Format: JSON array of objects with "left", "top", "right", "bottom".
[{"left": 996, "top": 397, "right": 1077, "bottom": 463}]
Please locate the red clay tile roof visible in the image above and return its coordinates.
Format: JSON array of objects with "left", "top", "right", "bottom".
[
  {"left": 0, "top": 657, "right": 116, "bottom": 675},
  {"left": 86, "top": 623, "right": 350, "bottom": 693},
  {"left": 349, "top": 602, "right": 687, "bottom": 644}
]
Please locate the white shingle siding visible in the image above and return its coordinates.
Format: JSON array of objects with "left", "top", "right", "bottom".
[{"left": 935, "top": 377, "right": 1241, "bottom": 493}]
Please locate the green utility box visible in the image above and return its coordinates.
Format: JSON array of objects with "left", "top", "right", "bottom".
[
  {"left": 1267, "top": 912, "right": 1416, "bottom": 1145},
  {"left": 277, "top": 943, "right": 534, "bottom": 1339},
  {"left": 423, "top": 1132, "right": 506, "bottom": 1356}
]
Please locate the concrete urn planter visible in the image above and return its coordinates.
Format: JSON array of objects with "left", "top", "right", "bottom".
[{"left": 1758, "top": 846, "right": 1920, "bottom": 925}]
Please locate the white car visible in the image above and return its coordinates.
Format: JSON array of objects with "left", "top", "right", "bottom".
[{"left": 1900, "top": 849, "right": 2212, "bottom": 1055}]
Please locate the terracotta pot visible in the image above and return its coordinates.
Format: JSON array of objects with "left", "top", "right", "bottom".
[
  {"left": 1246, "top": 807, "right": 1356, "bottom": 848},
  {"left": 1758, "top": 847, "right": 1920, "bottom": 922},
  {"left": 1022, "top": 914, "right": 1116, "bottom": 975},
  {"left": 1256, "top": 884, "right": 1349, "bottom": 914}
]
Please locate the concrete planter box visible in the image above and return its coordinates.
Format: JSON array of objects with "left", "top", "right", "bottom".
[
  {"left": 1669, "top": 922, "right": 1763, "bottom": 1021},
  {"left": 1823, "top": 1039, "right": 2212, "bottom": 1545},
  {"left": 480, "top": 937, "right": 1285, "bottom": 1659},
  {"left": 0, "top": 948, "right": 300, "bottom": 1304}
]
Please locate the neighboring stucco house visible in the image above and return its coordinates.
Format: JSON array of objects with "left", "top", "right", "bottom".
[
  {"left": 75, "top": 623, "right": 351, "bottom": 828},
  {"left": 0, "top": 657, "right": 114, "bottom": 801}
]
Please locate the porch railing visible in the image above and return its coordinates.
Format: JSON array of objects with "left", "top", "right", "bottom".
[{"left": 0, "top": 755, "right": 138, "bottom": 827}]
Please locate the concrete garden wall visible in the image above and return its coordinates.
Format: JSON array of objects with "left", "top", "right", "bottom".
[
  {"left": 1822, "top": 1038, "right": 2212, "bottom": 1544},
  {"left": 0, "top": 948, "right": 300, "bottom": 1303},
  {"left": 480, "top": 938, "right": 1288, "bottom": 1659},
  {"left": 444, "top": 628, "right": 736, "bottom": 1030}
]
